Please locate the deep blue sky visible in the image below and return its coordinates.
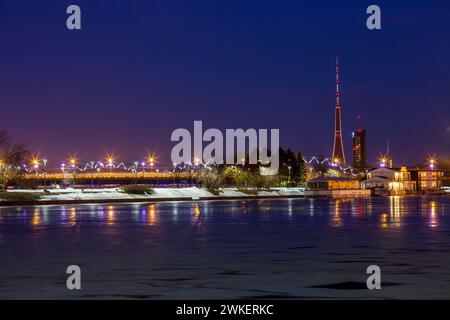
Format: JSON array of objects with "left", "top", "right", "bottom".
[{"left": 0, "top": 0, "right": 449, "bottom": 166}]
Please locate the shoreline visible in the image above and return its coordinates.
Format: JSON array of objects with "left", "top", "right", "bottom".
[
  {"left": 0, "top": 194, "right": 307, "bottom": 207},
  {"left": 1, "top": 193, "right": 448, "bottom": 208}
]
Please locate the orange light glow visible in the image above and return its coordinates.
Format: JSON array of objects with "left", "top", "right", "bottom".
[
  {"left": 105, "top": 153, "right": 116, "bottom": 165},
  {"left": 30, "top": 156, "right": 40, "bottom": 166},
  {"left": 147, "top": 204, "right": 158, "bottom": 225},
  {"left": 32, "top": 208, "right": 40, "bottom": 227},
  {"left": 68, "top": 156, "right": 78, "bottom": 165},
  {"left": 427, "top": 156, "right": 437, "bottom": 167},
  {"left": 146, "top": 154, "right": 157, "bottom": 164}
]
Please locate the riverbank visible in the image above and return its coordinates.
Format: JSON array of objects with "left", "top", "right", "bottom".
[
  {"left": 2, "top": 186, "right": 448, "bottom": 207},
  {"left": 0, "top": 187, "right": 305, "bottom": 207}
]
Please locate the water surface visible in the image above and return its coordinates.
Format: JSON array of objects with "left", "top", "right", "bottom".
[{"left": 1, "top": 196, "right": 449, "bottom": 299}]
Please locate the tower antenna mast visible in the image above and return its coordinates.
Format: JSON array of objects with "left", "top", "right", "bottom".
[{"left": 332, "top": 55, "right": 346, "bottom": 164}]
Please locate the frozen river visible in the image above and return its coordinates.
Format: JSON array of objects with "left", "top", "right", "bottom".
[{"left": 1, "top": 196, "right": 449, "bottom": 299}]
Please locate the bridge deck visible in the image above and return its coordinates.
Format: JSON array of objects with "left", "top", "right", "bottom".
[{"left": 19, "top": 172, "right": 188, "bottom": 180}]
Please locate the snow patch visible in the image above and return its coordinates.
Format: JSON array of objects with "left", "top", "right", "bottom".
[{"left": 2, "top": 187, "right": 305, "bottom": 202}]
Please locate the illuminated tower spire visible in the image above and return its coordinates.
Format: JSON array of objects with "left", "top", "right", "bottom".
[{"left": 332, "top": 56, "right": 346, "bottom": 164}]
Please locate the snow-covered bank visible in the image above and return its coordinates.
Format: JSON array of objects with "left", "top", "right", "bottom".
[{"left": 3, "top": 187, "right": 305, "bottom": 202}]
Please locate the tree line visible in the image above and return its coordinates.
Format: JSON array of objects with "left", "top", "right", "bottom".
[{"left": 181, "top": 148, "right": 308, "bottom": 191}]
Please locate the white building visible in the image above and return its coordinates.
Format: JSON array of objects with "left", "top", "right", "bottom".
[{"left": 362, "top": 167, "right": 416, "bottom": 196}]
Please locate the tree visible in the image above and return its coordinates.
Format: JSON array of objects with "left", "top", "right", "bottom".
[
  {"left": 249, "top": 172, "right": 278, "bottom": 189},
  {"left": 277, "top": 148, "right": 307, "bottom": 186},
  {"left": 223, "top": 166, "right": 249, "bottom": 189},
  {"left": 0, "top": 130, "right": 30, "bottom": 190},
  {"left": 197, "top": 166, "right": 224, "bottom": 191},
  {"left": 293, "top": 152, "right": 307, "bottom": 186}
]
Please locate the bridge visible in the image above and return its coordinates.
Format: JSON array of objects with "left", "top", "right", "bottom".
[
  {"left": 14, "top": 155, "right": 353, "bottom": 186},
  {"left": 17, "top": 167, "right": 192, "bottom": 186}
]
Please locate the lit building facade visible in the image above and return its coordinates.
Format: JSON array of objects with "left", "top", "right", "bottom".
[
  {"left": 389, "top": 167, "right": 416, "bottom": 195},
  {"left": 409, "top": 168, "right": 444, "bottom": 192},
  {"left": 306, "top": 177, "right": 371, "bottom": 198},
  {"left": 362, "top": 167, "right": 416, "bottom": 196}
]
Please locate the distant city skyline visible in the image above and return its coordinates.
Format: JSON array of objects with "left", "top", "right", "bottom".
[{"left": 1, "top": 1, "right": 449, "bottom": 165}]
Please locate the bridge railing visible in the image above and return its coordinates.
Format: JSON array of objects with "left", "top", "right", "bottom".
[{"left": 19, "top": 171, "right": 189, "bottom": 180}]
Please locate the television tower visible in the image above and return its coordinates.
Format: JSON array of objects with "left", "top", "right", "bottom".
[{"left": 332, "top": 56, "right": 346, "bottom": 164}]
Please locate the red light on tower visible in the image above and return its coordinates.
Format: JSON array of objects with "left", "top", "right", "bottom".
[{"left": 332, "top": 56, "right": 346, "bottom": 164}]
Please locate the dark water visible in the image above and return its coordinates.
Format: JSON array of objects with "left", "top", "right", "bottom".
[{"left": 1, "top": 196, "right": 450, "bottom": 299}]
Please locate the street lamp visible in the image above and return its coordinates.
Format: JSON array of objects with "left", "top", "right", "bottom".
[
  {"left": 147, "top": 154, "right": 156, "bottom": 172},
  {"left": 379, "top": 156, "right": 388, "bottom": 168},
  {"left": 96, "top": 167, "right": 101, "bottom": 186},
  {"left": 42, "top": 159, "right": 48, "bottom": 188},
  {"left": 427, "top": 157, "right": 437, "bottom": 170},
  {"left": 67, "top": 156, "right": 78, "bottom": 186},
  {"left": 105, "top": 154, "right": 116, "bottom": 174},
  {"left": 194, "top": 157, "right": 200, "bottom": 166},
  {"left": 30, "top": 156, "right": 40, "bottom": 175},
  {"left": 332, "top": 157, "right": 340, "bottom": 168},
  {"left": 173, "top": 162, "right": 177, "bottom": 186},
  {"left": 60, "top": 163, "right": 66, "bottom": 188},
  {"left": 288, "top": 166, "right": 292, "bottom": 187},
  {"left": 68, "top": 156, "right": 77, "bottom": 168},
  {"left": 88, "top": 161, "right": 95, "bottom": 189},
  {"left": 133, "top": 161, "right": 139, "bottom": 184}
]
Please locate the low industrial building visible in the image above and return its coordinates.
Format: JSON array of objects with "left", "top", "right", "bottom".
[{"left": 306, "top": 177, "right": 370, "bottom": 198}]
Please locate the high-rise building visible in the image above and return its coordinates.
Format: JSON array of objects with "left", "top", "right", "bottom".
[
  {"left": 332, "top": 56, "right": 346, "bottom": 165},
  {"left": 352, "top": 128, "right": 367, "bottom": 169}
]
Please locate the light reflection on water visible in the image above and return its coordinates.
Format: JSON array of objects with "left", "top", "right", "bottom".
[
  {"left": 32, "top": 208, "right": 40, "bottom": 228},
  {"left": 0, "top": 195, "right": 449, "bottom": 299},
  {"left": 4, "top": 196, "right": 446, "bottom": 233}
]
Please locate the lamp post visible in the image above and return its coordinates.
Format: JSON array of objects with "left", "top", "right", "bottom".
[
  {"left": 31, "top": 157, "right": 39, "bottom": 175},
  {"left": 60, "top": 163, "right": 65, "bottom": 187},
  {"left": 97, "top": 167, "right": 101, "bottom": 186},
  {"left": 105, "top": 155, "right": 115, "bottom": 176},
  {"left": 379, "top": 156, "right": 390, "bottom": 168},
  {"left": 89, "top": 161, "right": 95, "bottom": 189},
  {"left": 42, "top": 159, "right": 47, "bottom": 188},
  {"left": 147, "top": 155, "right": 156, "bottom": 172},
  {"left": 428, "top": 157, "right": 437, "bottom": 170},
  {"left": 288, "top": 166, "right": 292, "bottom": 187},
  {"left": 134, "top": 161, "right": 138, "bottom": 184},
  {"left": 173, "top": 162, "right": 177, "bottom": 186},
  {"left": 332, "top": 157, "right": 340, "bottom": 169},
  {"left": 68, "top": 156, "right": 77, "bottom": 187},
  {"left": 31, "top": 157, "right": 40, "bottom": 189}
]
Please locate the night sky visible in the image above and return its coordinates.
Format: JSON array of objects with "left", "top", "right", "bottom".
[{"left": 0, "top": 0, "right": 449, "bottom": 166}]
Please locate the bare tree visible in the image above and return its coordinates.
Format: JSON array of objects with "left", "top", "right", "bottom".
[
  {"left": 0, "top": 130, "right": 30, "bottom": 190},
  {"left": 197, "top": 167, "right": 224, "bottom": 191}
]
